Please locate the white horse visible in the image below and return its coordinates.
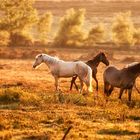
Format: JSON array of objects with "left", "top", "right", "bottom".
[{"left": 33, "top": 53, "right": 93, "bottom": 93}]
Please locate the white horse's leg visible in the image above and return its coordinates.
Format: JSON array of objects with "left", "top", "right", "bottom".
[
  {"left": 79, "top": 78, "right": 83, "bottom": 93},
  {"left": 84, "top": 80, "right": 91, "bottom": 94},
  {"left": 84, "top": 70, "right": 93, "bottom": 94},
  {"left": 54, "top": 77, "right": 59, "bottom": 91}
]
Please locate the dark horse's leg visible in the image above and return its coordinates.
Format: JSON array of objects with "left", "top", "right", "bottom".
[
  {"left": 118, "top": 88, "right": 124, "bottom": 100},
  {"left": 128, "top": 88, "right": 132, "bottom": 101},
  {"left": 108, "top": 86, "right": 114, "bottom": 96},
  {"left": 70, "top": 75, "right": 78, "bottom": 91},
  {"left": 92, "top": 72, "right": 98, "bottom": 91},
  {"left": 104, "top": 81, "right": 109, "bottom": 96}
]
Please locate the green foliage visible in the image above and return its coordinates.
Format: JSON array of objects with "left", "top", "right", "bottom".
[
  {"left": 111, "top": 11, "right": 136, "bottom": 47},
  {"left": 0, "top": 0, "right": 38, "bottom": 32},
  {"left": 36, "top": 12, "right": 53, "bottom": 43},
  {"left": 0, "top": 30, "right": 10, "bottom": 46},
  {"left": 54, "top": 8, "right": 85, "bottom": 47},
  {"left": 86, "top": 23, "right": 105, "bottom": 45},
  {"left": 0, "top": 0, "right": 38, "bottom": 46}
]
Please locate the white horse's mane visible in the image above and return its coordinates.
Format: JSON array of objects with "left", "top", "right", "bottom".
[{"left": 41, "top": 53, "right": 60, "bottom": 64}]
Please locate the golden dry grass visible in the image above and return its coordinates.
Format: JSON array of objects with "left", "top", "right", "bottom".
[{"left": 0, "top": 46, "right": 140, "bottom": 140}]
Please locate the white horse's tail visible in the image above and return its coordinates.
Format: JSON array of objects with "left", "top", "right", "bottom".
[{"left": 87, "top": 67, "right": 93, "bottom": 93}]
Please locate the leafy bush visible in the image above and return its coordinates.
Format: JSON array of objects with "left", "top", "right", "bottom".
[
  {"left": 111, "top": 11, "right": 136, "bottom": 47},
  {"left": 36, "top": 12, "right": 53, "bottom": 43},
  {"left": 0, "top": 0, "right": 38, "bottom": 46},
  {"left": 134, "top": 28, "right": 140, "bottom": 44},
  {"left": 0, "top": 0, "right": 38, "bottom": 32},
  {"left": 9, "top": 32, "right": 34, "bottom": 47},
  {"left": 85, "top": 23, "right": 105, "bottom": 45},
  {"left": 54, "top": 8, "right": 85, "bottom": 47},
  {"left": 0, "top": 31, "right": 10, "bottom": 46}
]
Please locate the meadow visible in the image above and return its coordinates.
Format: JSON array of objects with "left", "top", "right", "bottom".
[
  {"left": 0, "top": 46, "right": 140, "bottom": 140},
  {"left": 0, "top": 0, "right": 140, "bottom": 139}
]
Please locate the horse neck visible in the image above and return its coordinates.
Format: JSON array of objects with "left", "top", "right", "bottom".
[
  {"left": 89, "top": 56, "right": 101, "bottom": 67},
  {"left": 43, "top": 55, "right": 58, "bottom": 67}
]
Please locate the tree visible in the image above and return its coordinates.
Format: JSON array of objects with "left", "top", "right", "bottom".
[
  {"left": 54, "top": 8, "right": 85, "bottom": 47},
  {"left": 111, "top": 11, "right": 136, "bottom": 47},
  {"left": 86, "top": 23, "right": 105, "bottom": 45},
  {"left": 36, "top": 12, "right": 53, "bottom": 43},
  {"left": 0, "top": 0, "right": 38, "bottom": 46}
]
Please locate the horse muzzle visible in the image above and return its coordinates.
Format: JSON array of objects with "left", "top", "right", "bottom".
[{"left": 106, "top": 61, "right": 110, "bottom": 66}]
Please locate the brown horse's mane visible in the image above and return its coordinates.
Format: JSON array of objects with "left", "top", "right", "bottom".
[
  {"left": 92, "top": 52, "right": 105, "bottom": 61},
  {"left": 125, "top": 62, "right": 140, "bottom": 73}
]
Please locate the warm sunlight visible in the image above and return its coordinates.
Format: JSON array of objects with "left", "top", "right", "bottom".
[{"left": 0, "top": 0, "right": 140, "bottom": 139}]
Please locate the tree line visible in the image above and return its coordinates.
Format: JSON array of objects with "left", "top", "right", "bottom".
[{"left": 0, "top": 0, "right": 140, "bottom": 48}]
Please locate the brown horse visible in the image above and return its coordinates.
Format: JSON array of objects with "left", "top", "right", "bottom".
[
  {"left": 103, "top": 62, "right": 140, "bottom": 101},
  {"left": 70, "top": 52, "right": 109, "bottom": 91}
]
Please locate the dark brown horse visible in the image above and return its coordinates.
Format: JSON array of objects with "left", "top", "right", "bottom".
[
  {"left": 70, "top": 52, "right": 109, "bottom": 91},
  {"left": 103, "top": 62, "right": 140, "bottom": 101}
]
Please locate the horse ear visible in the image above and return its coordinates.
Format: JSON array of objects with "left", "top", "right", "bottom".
[
  {"left": 39, "top": 54, "right": 42, "bottom": 57},
  {"left": 99, "top": 51, "right": 103, "bottom": 54}
]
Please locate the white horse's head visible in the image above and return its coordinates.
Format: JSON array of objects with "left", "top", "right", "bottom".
[{"left": 33, "top": 54, "right": 44, "bottom": 69}]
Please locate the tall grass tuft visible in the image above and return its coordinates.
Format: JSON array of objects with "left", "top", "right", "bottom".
[{"left": 0, "top": 87, "right": 41, "bottom": 106}]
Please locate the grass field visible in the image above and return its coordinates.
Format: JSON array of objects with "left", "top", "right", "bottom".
[
  {"left": 0, "top": 0, "right": 140, "bottom": 139},
  {"left": 0, "top": 46, "right": 140, "bottom": 140}
]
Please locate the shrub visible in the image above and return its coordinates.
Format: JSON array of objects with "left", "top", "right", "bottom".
[
  {"left": 0, "top": 31, "right": 10, "bottom": 46},
  {"left": 0, "top": 0, "right": 38, "bottom": 46},
  {"left": 9, "top": 31, "right": 34, "bottom": 47},
  {"left": 134, "top": 28, "right": 140, "bottom": 44},
  {"left": 54, "top": 8, "right": 85, "bottom": 47},
  {"left": 111, "top": 11, "right": 136, "bottom": 47},
  {"left": 0, "top": 0, "right": 38, "bottom": 32},
  {"left": 36, "top": 12, "right": 53, "bottom": 43},
  {"left": 85, "top": 23, "right": 105, "bottom": 46}
]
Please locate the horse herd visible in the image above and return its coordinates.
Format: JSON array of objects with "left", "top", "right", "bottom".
[{"left": 33, "top": 52, "right": 140, "bottom": 102}]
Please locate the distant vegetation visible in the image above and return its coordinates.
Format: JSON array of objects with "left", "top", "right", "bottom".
[
  {"left": 0, "top": 0, "right": 140, "bottom": 47},
  {"left": 85, "top": 23, "right": 105, "bottom": 46},
  {"left": 54, "top": 8, "right": 85, "bottom": 47},
  {"left": 111, "top": 11, "right": 140, "bottom": 47}
]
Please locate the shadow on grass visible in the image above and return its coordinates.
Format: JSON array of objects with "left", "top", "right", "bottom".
[
  {"left": 128, "top": 115, "right": 140, "bottom": 121},
  {"left": 97, "top": 128, "right": 139, "bottom": 136},
  {"left": 22, "top": 134, "right": 49, "bottom": 140}
]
